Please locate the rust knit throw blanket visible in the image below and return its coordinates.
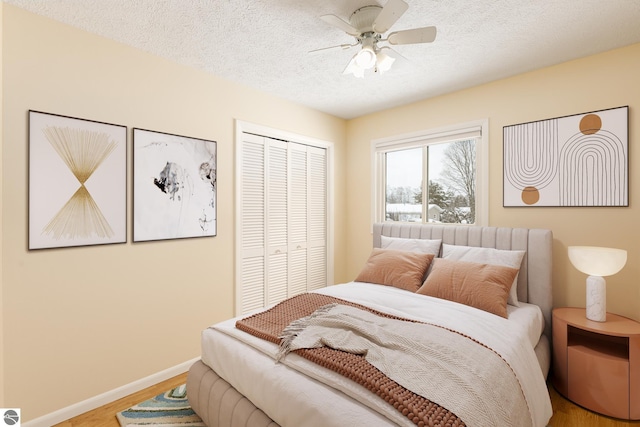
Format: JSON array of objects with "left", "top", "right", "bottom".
[{"left": 236, "top": 293, "right": 466, "bottom": 426}]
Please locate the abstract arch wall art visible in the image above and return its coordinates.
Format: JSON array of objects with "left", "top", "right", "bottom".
[
  {"left": 133, "top": 128, "right": 217, "bottom": 242},
  {"left": 503, "top": 106, "right": 628, "bottom": 207},
  {"left": 29, "top": 111, "right": 127, "bottom": 249}
]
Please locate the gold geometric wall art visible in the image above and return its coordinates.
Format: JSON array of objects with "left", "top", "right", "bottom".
[
  {"left": 503, "top": 106, "right": 628, "bottom": 207},
  {"left": 133, "top": 128, "right": 217, "bottom": 242},
  {"left": 29, "top": 111, "right": 127, "bottom": 249}
]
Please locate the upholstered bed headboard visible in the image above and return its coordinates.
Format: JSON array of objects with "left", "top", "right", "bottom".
[{"left": 373, "top": 223, "right": 553, "bottom": 341}]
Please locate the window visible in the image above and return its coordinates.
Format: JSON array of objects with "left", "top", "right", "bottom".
[{"left": 372, "top": 120, "right": 488, "bottom": 226}]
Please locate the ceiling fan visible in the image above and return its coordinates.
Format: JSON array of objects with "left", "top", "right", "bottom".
[{"left": 313, "top": 0, "right": 437, "bottom": 78}]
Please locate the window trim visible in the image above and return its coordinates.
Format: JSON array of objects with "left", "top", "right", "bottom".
[{"left": 371, "top": 119, "right": 489, "bottom": 227}]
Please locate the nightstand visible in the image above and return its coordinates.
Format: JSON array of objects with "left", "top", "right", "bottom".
[{"left": 552, "top": 307, "right": 640, "bottom": 420}]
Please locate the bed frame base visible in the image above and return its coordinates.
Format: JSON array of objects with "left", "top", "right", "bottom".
[{"left": 187, "top": 360, "right": 280, "bottom": 427}]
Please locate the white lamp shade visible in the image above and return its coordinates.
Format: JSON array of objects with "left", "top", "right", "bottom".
[
  {"left": 568, "top": 246, "right": 627, "bottom": 277},
  {"left": 355, "top": 45, "right": 376, "bottom": 69},
  {"left": 376, "top": 48, "right": 395, "bottom": 73},
  {"left": 343, "top": 54, "right": 365, "bottom": 78}
]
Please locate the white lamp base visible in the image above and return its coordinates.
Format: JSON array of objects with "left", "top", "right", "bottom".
[{"left": 585, "top": 275, "right": 606, "bottom": 322}]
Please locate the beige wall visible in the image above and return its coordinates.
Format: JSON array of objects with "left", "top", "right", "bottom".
[
  {"left": 1, "top": 5, "right": 347, "bottom": 421},
  {"left": 346, "top": 43, "right": 640, "bottom": 322}
]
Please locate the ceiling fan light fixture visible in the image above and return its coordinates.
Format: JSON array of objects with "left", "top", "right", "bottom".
[
  {"left": 317, "top": 1, "right": 436, "bottom": 78},
  {"left": 344, "top": 46, "right": 396, "bottom": 78},
  {"left": 355, "top": 38, "right": 376, "bottom": 69},
  {"left": 351, "top": 66, "right": 365, "bottom": 78},
  {"left": 375, "top": 49, "right": 395, "bottom": 74},
  {"left": 355, "top": 47, "right": 376, "bottom": 69},
  {"left": 343, "top": 54, "right": 366, "bottom": 78}
]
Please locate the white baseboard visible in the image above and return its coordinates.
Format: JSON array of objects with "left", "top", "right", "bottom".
[{"left": 23, "top": 357, "right": 200, "bottom": 427}]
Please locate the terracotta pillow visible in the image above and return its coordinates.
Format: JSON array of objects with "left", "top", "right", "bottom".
[
  {"left": 416, "top": 258, "right": 518, "bottom": 318},
  {"left": 442, "top": 244, "right": 525, "bottom": 307},
  {"left": 355, "top": 248, "right": 435, "bottom": 292}
]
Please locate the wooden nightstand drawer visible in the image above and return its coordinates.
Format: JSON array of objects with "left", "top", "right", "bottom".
[
  {"left": 568, "top": 344, "right": 629, "bottom": 418},
  {"left": 552, "top": 307, "right": 640, "bottom": 420}
]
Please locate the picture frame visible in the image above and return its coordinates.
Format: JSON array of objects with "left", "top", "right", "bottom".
[
  {"left": 133, "top": 128, "right": 217, "bottom": 242},
  {"left": 503, "top": 106, "right": 628, "bottom": 207},
  {"left": 28, "top": 110, "right": 127, "bottom": 249}
]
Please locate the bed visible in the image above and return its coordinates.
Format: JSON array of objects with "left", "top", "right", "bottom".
[{"left": 187, "top": 223, "right": 554, "bottom": 427}]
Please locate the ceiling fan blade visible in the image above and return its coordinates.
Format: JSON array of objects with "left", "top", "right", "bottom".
[
  {"left": 309, "top": 43, "right": 355, "bottom": 54},
  {"left": 320, "top": 14, "right": 360, "bottom": 36},
  {"left": 372, "top": 0, "right": 409, "bottom": 34},
  {"left": 387, "top": 26, "right": 437, "bottom": 45}
]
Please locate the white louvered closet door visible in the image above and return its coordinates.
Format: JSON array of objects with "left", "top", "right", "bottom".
[
  {"left": 307, "top": 146, "right": 327, "bottom": 291},
  {"left": 266, "top": 139, "right": 289, "bottom": 306},
  {"left": 288, "top": 143, "right": 308, "bottom": 297},
  {"left": 239, "top": 133, "right": 266, "bottom": 314},
  {"left": 238, "top": 133, "right": 328, "bottom": 315}
]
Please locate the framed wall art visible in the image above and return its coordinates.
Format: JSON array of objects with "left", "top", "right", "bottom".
[
  {"left": 29, "top": 110, "right": 127, "bottom": 249},
  {"left": 133, "top": 128, "right": 217, "bottom": 242},
  {"left": 503, "top": 106, "right": 628, "bottom": 207}
]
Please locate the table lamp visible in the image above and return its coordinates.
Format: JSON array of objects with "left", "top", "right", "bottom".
[{"left": 568, "top": 246, "right": 627, "bottom": 322}]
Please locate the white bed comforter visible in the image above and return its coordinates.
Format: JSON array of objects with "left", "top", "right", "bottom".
[{"left": 203, "top": 282, "right": 553, "bottom": 427}]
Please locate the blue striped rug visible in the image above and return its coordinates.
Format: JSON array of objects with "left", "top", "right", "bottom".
[{"left": 116, "top": 384, "right": 205, "bottom": 426}]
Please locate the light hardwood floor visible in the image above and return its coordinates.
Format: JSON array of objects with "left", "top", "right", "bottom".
[
  {"left": 548, "top": 383, "right": 640, "bottom": 427},
  {"left": 52, "top": 372, "right": 187, "bottom": 427},
  {"left": 53, "top": 374, "right": 639, "bottom": 426}
]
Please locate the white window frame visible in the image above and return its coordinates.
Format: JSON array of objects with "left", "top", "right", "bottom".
[
  {"left": 235, "top": 120, "right": 335, "bottom": 316},
  {"left": 371, "top": 119, "right": 489, "bottom": 227}
]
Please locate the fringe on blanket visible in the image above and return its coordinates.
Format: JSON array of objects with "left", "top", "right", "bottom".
[{"left": 276, "top": 303, "right": 337, "bottom": 361}]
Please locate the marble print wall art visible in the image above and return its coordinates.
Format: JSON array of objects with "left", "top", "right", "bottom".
[
  {"left": 28, "top": 111, "right": 127, "bottom": 249},
  {"left": 133, "top": 128, "right": 217, "bottom": 241},
  {"left": 503, "top": 106, "right": 628, "bottom": 207}
]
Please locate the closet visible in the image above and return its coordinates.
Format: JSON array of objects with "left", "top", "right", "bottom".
[{"left": 237, "top": 130, "right": 330, "bottom": 315}]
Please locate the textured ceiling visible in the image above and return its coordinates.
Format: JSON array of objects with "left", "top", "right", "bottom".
[{"left": 5, "top": 0, "right": 640, "bottom": 119}]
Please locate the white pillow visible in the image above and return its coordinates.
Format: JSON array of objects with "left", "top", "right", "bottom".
[
  {"left": 381, "top": 236, "right": 442, "bottom": 255},
  {"left": 442, "top": 244, "right": 525, "bottom": 307}
]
